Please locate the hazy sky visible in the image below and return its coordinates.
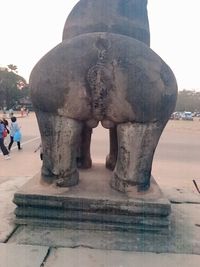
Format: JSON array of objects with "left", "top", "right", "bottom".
[{"left": 1, "top": 0, "right": 200, "bottom": 91}]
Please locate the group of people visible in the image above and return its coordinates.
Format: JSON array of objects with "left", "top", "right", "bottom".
[{"left": 0, "top": 116, "right": 22, "bottom": 160}]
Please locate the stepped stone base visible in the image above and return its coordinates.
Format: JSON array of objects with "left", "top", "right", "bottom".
[{"left": 13, "top": 164, "right": 171, "bottom": 232}]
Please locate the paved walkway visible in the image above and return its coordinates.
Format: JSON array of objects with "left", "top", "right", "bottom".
[
  {"left": 0, "top": 113, "right": 200, "bottom": 266},
  {"left": 1, "top": 244, "right": 200, "bottom": 267}
]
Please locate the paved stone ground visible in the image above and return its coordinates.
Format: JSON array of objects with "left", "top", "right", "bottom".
[
  {"left": 0, "top": 243, "right": 48, "bottom": 267},
  {"left": 0, "top": 113, "right": 200, "bottom": 266},
  {"left": 0, "top": 176, "right": 30, "bottom": 242},
  {"left": 43, "top": 248, "right": 200, "bottom": 267}
]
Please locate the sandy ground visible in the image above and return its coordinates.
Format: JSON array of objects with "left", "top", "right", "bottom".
[{"left": 153, "top": 118, "right": 200, "bottom": 191}]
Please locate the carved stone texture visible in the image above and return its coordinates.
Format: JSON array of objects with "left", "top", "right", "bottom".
[
  {"left": 30, "top": 0, "right": 177, "bottom": 192},
  {"left": 62, "top": 1, "right": 151, "bottom": 173}
]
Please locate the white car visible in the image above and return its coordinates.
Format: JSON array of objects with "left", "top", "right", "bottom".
[{"left": 182, "top": 112, "right": 193, "bottom": 121}]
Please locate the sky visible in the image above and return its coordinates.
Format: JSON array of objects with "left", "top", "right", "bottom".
[{"left": 1, "top": 0, "right": 200, "bottom": 91}]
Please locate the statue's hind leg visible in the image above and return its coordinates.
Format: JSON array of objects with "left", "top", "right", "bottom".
[
  {"left": 106, "top": 127, "right": 118, "bottom": 171},
  {"left": 110, "top": 122, "right": 164, "bottom": 192},
  {"left": 77, "top": 124, "right": 92, "bottom": 169},
  {"left": 36, "top": 111, "right": 82, "bottom": 187}
]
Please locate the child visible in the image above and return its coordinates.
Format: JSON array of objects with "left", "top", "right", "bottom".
[{"left": 8, "top": 116, "right": 22, "bottom": 151}]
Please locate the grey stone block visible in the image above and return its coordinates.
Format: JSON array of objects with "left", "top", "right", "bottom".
[
  {"left": 8, "top": 204, "right": 200, "bottom": 254},
  {"left": 13, "top": 165, "right": 171, "bottom": 231}
]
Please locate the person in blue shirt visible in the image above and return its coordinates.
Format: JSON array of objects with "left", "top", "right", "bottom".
[{"left": 8, "top": 116, "right": 22, "bottom": 151}]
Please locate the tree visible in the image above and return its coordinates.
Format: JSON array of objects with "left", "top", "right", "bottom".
[
  {"left": 7, "top": 64, "right": 18, "bottom": 73},
  {"left": 176, "top": 90, "right": 200, "bottom": 112},
  {"left": 0, "top": 65, "right": 29, "bottom": 109}
]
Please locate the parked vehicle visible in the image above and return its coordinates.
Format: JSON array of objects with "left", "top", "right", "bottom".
[
  {"left": 193, "top": 112, "right": 200, "bottom": 117},
  {"left": 170, "top": 112, "right": 181, "bottom": 120},
  {"left": 181, "top": 111, "right": 193, "bottom": 121}
]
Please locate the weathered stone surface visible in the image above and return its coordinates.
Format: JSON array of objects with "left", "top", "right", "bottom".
[
  {"left": 0, "top": 243, "right": 48, "bottom": 267},
  {"left": 9, "top": 204, "right": 200, "bottom": 254},
  {"left": 44, "top": 248, "right": 200, "bottom": 267},
  {"left": 31, "top": 33, "right": 176, "bottom": 123},
  {"left": 63, "top": 0, "right": 150, "bottom": 45},
  {"left": 13, "top": 164, "right": 170, "bottom": 231}
]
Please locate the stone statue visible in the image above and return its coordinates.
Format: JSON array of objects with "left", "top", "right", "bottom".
[{"left": 30, "top": 0, "right": 177, "bottom": 192}]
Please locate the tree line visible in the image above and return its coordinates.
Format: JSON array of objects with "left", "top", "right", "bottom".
[
  {"left": 175, "top": 90, "right": 200, "bottom": 112},
  {"left": 0, "top": 65, "right": 29, "bottom": 110}
]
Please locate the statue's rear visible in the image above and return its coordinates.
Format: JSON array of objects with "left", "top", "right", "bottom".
[
  {"left": 30, "top": 0, "right": 177, "bottom": 192},
  {"left": 14, "top": 0, "right": 177, "bottom": 232}
]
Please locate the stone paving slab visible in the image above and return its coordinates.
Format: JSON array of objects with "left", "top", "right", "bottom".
[
  {"left": 0, "top": 243, "right": 48, "bottom": 267},
  {"left": 44, "top": 247, "right": 200, "bottom": 267},
  {"left": 163, "top": 186, "right": 200, "bottom": 204},
  {"left": 8, "top": 204, "right": 200, "bottom": 254},
  {"left": 0, "top": 176, "right": 31, "bottom": 242}
]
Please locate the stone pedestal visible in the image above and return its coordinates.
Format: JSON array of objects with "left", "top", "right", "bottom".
[{"left": 13, "top": 164, "right": 171, "bottom": 232}]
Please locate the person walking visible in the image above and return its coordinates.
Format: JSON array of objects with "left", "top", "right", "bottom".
[
  {"left": 8, "top": 116, "right": 22, "bottom": 151},
  {"left": 0, "top": 119, "right": 10, "bottom": 159},
  {"left": 2, "top": 118, "right": 9, "bottom": 134}
]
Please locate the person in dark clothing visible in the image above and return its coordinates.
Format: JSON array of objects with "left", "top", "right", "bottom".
[
  {"left": 0, "top": 119, "right": 10, "bottom": 159},
  {"left": 2, "top": 118, "right": 10, "bottom": 134}
]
